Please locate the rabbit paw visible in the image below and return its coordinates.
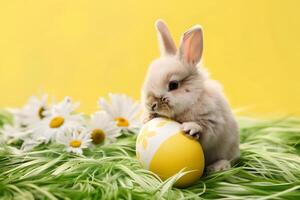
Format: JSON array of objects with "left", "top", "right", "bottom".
[
  {"left": 181, "top": 122, "right": 203, "bottom": 139},
  {"left": 206, "top": 160, "right": 231, "bottom": 173},
  {"left": 143, "top": 113, "right": 158, "bottom": 123}
]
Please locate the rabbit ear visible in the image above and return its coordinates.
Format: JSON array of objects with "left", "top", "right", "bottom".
[
  {"left": 155, "top": 19, "right": 177, "bottom": 56},
  {"left": 178, "top": 25, "right": 203, "bottom": 66}
]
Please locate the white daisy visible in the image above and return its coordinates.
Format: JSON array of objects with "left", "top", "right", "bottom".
[
  {"left": 56, "top": 127, "right": 91, "bottom": 155},
  {"left": 0, "top": 123, "right": 32, "bottom": 144},
  {"left": 32, "top": 97, "right": 83, "bottom": 143},
  {"left": 20, "top": 137, "right": 45, "bottom": 151},
  {"left": 98, "top": 94, "right": 142, "bottom": 132},
  {"left": 88, "top": 111, "right": 121, "bottom": 145},
  {"left": 0, "top": 112, "right": 37, "bottom": 150},
  {"left": 8, "top": 94, "right": 49, "bottom": 127}
]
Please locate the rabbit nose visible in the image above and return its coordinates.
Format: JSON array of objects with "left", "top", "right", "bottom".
[
  {"left": 161, "top": 97, "right": 169, "bottom": 103},
  {"left": 151, "top": 102, "right": 158, "bottom": 111}
]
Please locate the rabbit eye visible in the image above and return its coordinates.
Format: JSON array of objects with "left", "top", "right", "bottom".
[{"left": 168, "top": 80, "right": 179, "bottom": 91}]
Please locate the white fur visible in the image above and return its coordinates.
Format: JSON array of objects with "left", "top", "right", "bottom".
[{"left": 141, "top": 20, "right": 240, "bottom": 172}]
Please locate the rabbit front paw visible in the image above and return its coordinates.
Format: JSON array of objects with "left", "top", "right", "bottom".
[
  {"left": 181, "top": 122, "right": 203, "bottom": 139},
  {"left": 142, "top": 113, "right": 158, "bottom": 124}
]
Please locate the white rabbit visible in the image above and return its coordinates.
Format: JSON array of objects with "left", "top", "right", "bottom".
[{"left": 141, "top": 20, "right": 239, "bottom": 172}]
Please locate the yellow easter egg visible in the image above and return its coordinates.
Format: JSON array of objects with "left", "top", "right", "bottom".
[{"left": 136, "top": 117, "right": 205, "bottom": 188}]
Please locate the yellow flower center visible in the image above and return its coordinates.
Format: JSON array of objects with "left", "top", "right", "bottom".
[
  {"left": 49, "top": 116, "right": 65, "bottom": 128},
  {"left": 91, "top": 129, "right": 106, "bottom": 144},
  {"left": 115, "top": 117, "right": 129, "bottom": 127},
  {"left": 38, "top": 107, "right": 46, "bottom": 119},
  {"left": 69, "top": 140, "right": 81, "bottom": 148}
]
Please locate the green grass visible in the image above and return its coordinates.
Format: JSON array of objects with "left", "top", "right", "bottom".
[{"left": 0, "top": 115, "right": 300, "bottom": 200}]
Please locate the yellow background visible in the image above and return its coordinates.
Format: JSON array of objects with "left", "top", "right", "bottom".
[{"left": 0, "top": 0, "right": 299, "bottom": 116}]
